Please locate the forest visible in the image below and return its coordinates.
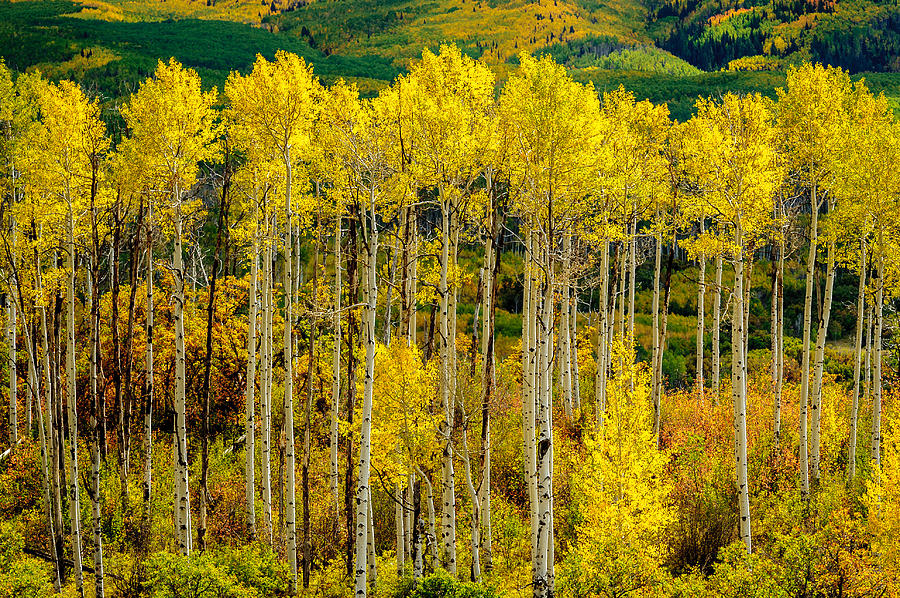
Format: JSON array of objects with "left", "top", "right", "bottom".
[{"left": 0, "top": 45, "right": 899, "bottom": 598}]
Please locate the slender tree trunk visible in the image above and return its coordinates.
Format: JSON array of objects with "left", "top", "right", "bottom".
[
  {"left": 330, "top": 217, "right": 342, "bottom": 514},
  {"left": 799, "top": 182, "right": 818, "bottom": 501},
  {"left": 262, "top": 217, "right": 274, "bottom": 546},
  {"left": 283, "top": 157, "right": 298, "bottom": 590},
  {"left": 811, "top": 228, "right": 835, "bottom": 485},
  {"left": 712, "top": 253, "right": 723, "bottom": 399},
  {"left": 533, "top": 228, "right": 554, "bottom": 598},
  {"left": 438, "top": 189, "right": 457, "bottom": 576},
  {"left": 66, "top": 201, "right": 84, "bottom": 596},
  {"left": 732, "top": 223, "right": 752, "bottom": 554},
  {"left": 628, "top": 211, "right": 637, "bottom": 338},
  {"left": 651, "top": 218, "right": 662, "bottom": 438},
  {"left": 697, "top": 221, "right": 706, "bottom": 402},
  {"left": 848, "top": 238, "right": 866, "bottom": 483},
  {"left": 774, "top": 236, "right": 784, "bottom": 443},
  {"left": 172, "top": 181, "right": 192, "bottom": 554},
  {"left": 143, "top": 205, "right": 154, "bottom": 537},
  {"left": 199, "top": 156, "right": 230, "bottom": 553},
  {"left": 655, "top": 243, "right": 675, "bottom": 447},
  {"left": 354, "top": 191, "right": 378, "bottom": 598},
  {"left": 561, "top": 234, "right": 573, "bottom": 422},
  {"left": 871, "top": 236, "right": 884, "bottom": 468},
  {"left": 522, "top": 228, "right": 538, "bottom": 563},
  {"left": 480, "top": 179, "right": 499, "bottom": 574},
  {"left": 345, "top": 214, "right": 359, "bottom": 578},
  {"left": 396, "top": 482, "right": 405, "bottom": 575},
  {"left": 596, "top": 238, "right": 611, "bottom": 430},
  {"left": 7, "top": 215, "right": 16, "bottom": 445},
  {"left": 302, "top": 216, "right": 320, "bottom": 588},
  {"left": 245, "top": 195, "right": 259, "bottom": 540}
]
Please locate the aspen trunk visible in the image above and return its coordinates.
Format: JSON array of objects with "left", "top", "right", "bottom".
[
  {"left": 283, "top": 158, "right": 298, "bottom": 590},
  {"left": 479, "top": 180, "right": 499, "bottom": 573},
  {"left": 395, "top": 483, "right": 405, "bottom": 575},
  {"left": 522, "top": 228, "right": 538, "bottom": 562},
  {"left": 712, "top": 253, "right": 723, "bottom": 398},
  {"left": 345, "top": 215, "right": 359, "bottom": 578},
  {"left": 871, "top": 238, "right": 884, "bottom": 468},
  {"left": 7, "top": 215, "right": 15, "bottom": 445},
  {"left": 245, "top": 209, "right": 258, "bottom": 540},
  {"left": 438, "top": 190, "right": 457, "bottom": 576},
  {"left": 173, "top": 183, "right": 192, "bottom": 554},
  {"left": 775, "top": 238, "right": 784, "bottom": 442},
  {"left": 302, "top": 219, "right": 319, "bottom": 589},
  {"left": 88, "top": 255, "right": 104, "bottom": 596},
  {"left": 697, "top": 222, "right": 706, "bottom": 401},
  {"left": 561, "top": 234, "right": 573, "bottom": 421},
  {"left": 848, "top": 238, "right": 866, "bottom": 483},
  {"left": 262, "top": 220, "right": 274, "bottom": 546},
  {"left": 732, "top": 223, "right": 752, "bottom": 554},
  {"left": 651, "top": 220, "right": 662, "bottom": 438},
  {"left": 655, "top": 244, "right": 674, "bottom": 447},
  {"left": 354, "top": 191, "right": 378, "bottom": 597},
  {"left": 811, "top": 233, "right": 835, "bottom": 484},
  {"left": 66, "top": 203, "right": 84, "bottom": 595},
  {"left": 533, "top": 232, "right": 554, "bottom": 598},
  {"left": 596, "top": 238, "right": 610, "bottom": 430},
  {"left": 799, "top": 182, "right": 818, "bottom": 501},
  {"left": 330, "top": 218, "right": 342, "bottom": 513},
  {"left": 628, "top": 212, "right": 637, "bottom": 338},
  {"left": 143, "top": 205, "right": 154, "bottom": 536},
  {"left": 460, "top": 419, "right": 481, "bottom": 581}
]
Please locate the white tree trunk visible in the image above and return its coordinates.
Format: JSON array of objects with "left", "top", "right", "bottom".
[
  {"left": 732, "top": 223, "right": 752, "bottom": 554},
  {"left": 172, "top": 184, "right": 192, "bottom": 555},
  {"left": 283, "top": 159, "right": 298, "bottom": 590},
  {"left": 7, "top": 214, "right": 16, "bottom": 445},
  {"left": 596, "top": 238, "right": 609, "bottom": 430},
  {"left": 143, "top": 206, "right": 154, "bottom": 534},
  {"left": 354, "top": 192, "right": 378, "bottom": 597},
  {"left": 330, "top": 219, "right": 342, "bottom": 512},
  {"left": 799, "top": 182, "right": 818, "bottom": 501},
  {"left": 245, "top": 201, "right": 259, "bottom": 539},
  {"left": 871, "top": 238, "right": 884, "bottom": 468},
  {"left": 697, "top": 222, "right": 706, "bottom": 402},
  {"left": 262, "top": 220, "right": 274, "bottom": 545},
  {"left": 712, "top": 253, "right": 723, "bottom": 398},
  {"left": 65, "top": 204, "right": 84, "bottom": 596},
  {"left": 533, "top": 233, "right": 554, "bottom": 598},
  {"left": 651, "top": 221, "right": 662, "bottom": 439},
  {"left": 848, "top": 238, "right": 866, "bottom": 483},
  {"left": 438, "top": 190, "right": 457, "bottom": 576},
  {"left": 811, "top": 234, "right": 835, "bottom": 484}
]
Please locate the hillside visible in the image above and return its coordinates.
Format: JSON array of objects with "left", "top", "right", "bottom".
[{"left": 2, "top": 0, "right": 900, "bottom": 117}]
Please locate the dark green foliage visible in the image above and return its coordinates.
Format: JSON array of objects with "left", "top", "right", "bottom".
[{"left": 0, "top": 1, "right": 399, "bottom": 100}]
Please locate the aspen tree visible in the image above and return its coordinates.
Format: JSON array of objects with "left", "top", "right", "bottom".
[
  {"left": 25, "top": 79, "right": 110, "bottom": 595},
  {"left": 121, "top": 59, "right": 219, "bottom": 554},
  {"left": 403, "top": 46, "right": 495, "bottom": 576},
  {"left": 226, "top": 52, "right": 320, "bottom": 585},
  {"left": 329, "top": 82, "right": 398, "bottom": 598},
  {"left": 776, "top": 64, "right": 853, "bottom": 497},
  {"left": 501, "top": 53, "right": 600, "bottom": 597},
  {"left": 834, "top": 87, "right": 893, "bottom": 480},
  {"left": 682, "top": 93, "right": 780, "bottom": 554}
]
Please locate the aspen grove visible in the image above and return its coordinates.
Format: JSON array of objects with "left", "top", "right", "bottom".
[{"left": 1, "top": 48, "right": 899, "bottom": 598}]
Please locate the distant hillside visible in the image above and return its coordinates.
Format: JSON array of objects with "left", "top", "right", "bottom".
[{"left": 2, "top": 0, "right": 900, "bottom": 119}]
